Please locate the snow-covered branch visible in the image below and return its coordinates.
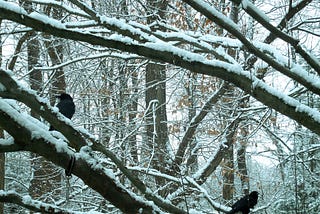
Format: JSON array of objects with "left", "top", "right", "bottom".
[{"left": 0, "top": 190, "right": 71, "bottom": 214}]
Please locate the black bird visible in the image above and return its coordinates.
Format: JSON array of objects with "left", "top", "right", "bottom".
[
  {"left": 227, "top": 191, "right": 258, "bottom": 214},
  {"left": 49, "top": 93, "right": 75, "bottom": 131}
]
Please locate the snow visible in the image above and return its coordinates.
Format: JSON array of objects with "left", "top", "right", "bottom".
[
  {"left": 200, "top": 35, "right": 242, "bottom": 48},
  {"left": 98, "top": 15, "right": 158, "bottom": 43},
  {"left": 0, "top": 1, "right": 27, "bottom": 15},
  {"left": 77, "top": 146, "right": 107, "bottom": 172},
  {"left": 21, "top": 195, "right": 32, "bottom": 204},
  {"left": 0, "top": 83, "right": 5, "bottom": 91},
  {"left": 194, "top": 0, "right": 240, "bottom": 30},
  {"left": 108, "top": 33, "right": 138, "bottom": 45},
  {"left": 29, "top": 11, "right": 66, "bottom": 29},
  {"left": 0, "top": 137, "right": 14, "bottom": 146},
  {"left": 241, "top": 0, "right": 270, "bottom": 22}
]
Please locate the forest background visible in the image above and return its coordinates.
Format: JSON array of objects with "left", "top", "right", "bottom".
[{"left": 0, "top": 0, "right": 320, "bottom": 213}]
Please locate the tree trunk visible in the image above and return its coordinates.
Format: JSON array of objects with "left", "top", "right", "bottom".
[
  {"left": 222, "top": 147, "right": 234, "bottom": 201},
  {"left": 222, "top": 1, "right": 240, "bottom": 201},
  {"left": 185, "top": 72, "right": 198, "bottom": 173},
  {"left": 144, "top": 0, "right": 170, "bottom": 196},
  {"left": 145, "top": 62, "right": 169, "bottom": 192},
  {"left": 237, "top": 124, "right": 249, "bottom": 195},
  {"left": 129, "top": 70, "right": 139, "bottom": 163}
]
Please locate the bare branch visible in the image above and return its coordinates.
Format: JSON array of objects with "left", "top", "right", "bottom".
[
  {"left": 173, "top": 82, "right": 229, "bottom": 168},
  {"left": 195, "top": 117, "right": 240, "bottom": 184}
]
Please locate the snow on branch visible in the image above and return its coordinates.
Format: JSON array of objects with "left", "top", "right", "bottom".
[
  {"left": 0, "top": 190, "right": 72, "bottom": 213},
  {"left": 0, "top": 69, "right": 87, "bottom": 151}
]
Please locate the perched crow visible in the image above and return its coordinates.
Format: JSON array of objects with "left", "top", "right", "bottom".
[
  {"left": 49, "top": 93, "right": 75, "bottom": 131},
  {"left": 227, "top": 191, "right": 258, "bottom": 214}
]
